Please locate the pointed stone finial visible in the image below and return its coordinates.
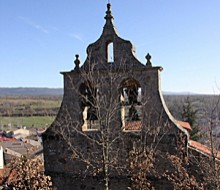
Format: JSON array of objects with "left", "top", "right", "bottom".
[
  {"left": 105, "top": 3, "right": 113, "bottom": 20},
  {"left": 145, "top": 53, "right": 152, "bottom": 67},
  {"left": 74, "top": 54, "right": 80, "bottom": 71},
  {"left": 102, "top": 3, "right": 117, "bottom": 35}
]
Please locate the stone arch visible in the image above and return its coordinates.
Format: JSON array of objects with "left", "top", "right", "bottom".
[
  {"left": 120, "top": 78, "right": 142, "bottom": 131},
  {"left": 79, "top": 81, "right": 99, "bottom": 131}
]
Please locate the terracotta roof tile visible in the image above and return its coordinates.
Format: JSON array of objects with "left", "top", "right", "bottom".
[
  {"left": 0, "top": 137, "right": 17, "bottom": 142},
  {"left": 189, "top": 140, "right": 220, "bottom": 159},
  {"left": 177, "top": 120, "right": 192, "bottom": 131},
  {"left": 124, "top": 120, "right": 192, "bottom": 132},
  {"left": 124, "top": 121, "right": 142, "bottom": 130},
  {"left": 124, "top": 120, "right": 220, "bottom": 160}
]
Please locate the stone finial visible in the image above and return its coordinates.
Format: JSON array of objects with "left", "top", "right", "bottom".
[
  {"left": 145, "top": 53, "right": 152, "bottom": 67},
  {"left": 105, "top": 3, "right": 113, "bottom": 20},
  {"left": 74, "top": 54, "right": 80, "bottom": 71}
]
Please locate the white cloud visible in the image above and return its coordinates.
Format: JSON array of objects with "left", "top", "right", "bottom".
[
  {"left": 67, "top": 33, "right": 84, "bottom": 42},
  {"left": 18, "top": 16, "right": 49, "bottom": 34}
]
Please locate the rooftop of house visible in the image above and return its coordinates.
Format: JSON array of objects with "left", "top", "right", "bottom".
[
  {"left": 176, "top": 120, "right": 192, "bottom": 131},
  {"left": 124, "top": 121, "right": 142, "bottom": 131},
  {"left": 124, "top": 119, "right": 220, "bottom": 159},
  {"left": 189, "top": 140, "right": 220, "bottom": 159},
  {"left": 0, "top": 129, "right": 43, "bottom": 165}
]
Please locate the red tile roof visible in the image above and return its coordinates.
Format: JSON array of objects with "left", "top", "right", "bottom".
[
  {"left": 124, "top": 121, "right": 142, "bottom": 130},
  {"left": 0, "top": 137, "right": 17, "bottom": 142},
  {"left": 189, "top": 140, "right": 220, "bottom": 159},
  {"left": 177, "top": 120, "right": 192, "bottom": 131},
  {"left": 124, "top": 120, "right": 220, "bottom": 160},
  {"left": 124, "top": 120, "right": 192, "bottom": 132}
]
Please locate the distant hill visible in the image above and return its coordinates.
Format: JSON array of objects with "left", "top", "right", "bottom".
[
  {"left": 0, "top": 87, "right": 199, "bottom": 96},
  {"left": 0, "top": 87, "right": 63, "bottom": 96},
  {"left": 163, "top": 91, "right": 198, "bottom": 96}
]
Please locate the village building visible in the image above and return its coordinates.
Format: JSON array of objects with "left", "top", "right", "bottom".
[
  {"left": 43, "top": 4, "right": 219, "bottom": 190},
  {"left": 0, "top": 128, "right": 43, "bottom": 164},
  {"left": 0, "top": 128, "right": 44, "bottom": 186}
]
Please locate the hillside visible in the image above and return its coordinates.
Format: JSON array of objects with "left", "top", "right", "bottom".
[
  {"left": 0, "top": 87, "right": 199, "bottom": 96},
  {"left": 0, "top": 87, "right": 63, "bottom": 96}
]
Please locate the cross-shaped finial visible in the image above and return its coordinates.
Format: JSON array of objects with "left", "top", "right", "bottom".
[
  {"left": 145, "top": 53, "right": 152, "bottom": 67},
  {"left": 74, "top": 54, "right": 80, "bottom": 71}
]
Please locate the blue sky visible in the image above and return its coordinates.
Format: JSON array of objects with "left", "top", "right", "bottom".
[{"left": 0, "top": 0, "right": 220, "bottom": 94}]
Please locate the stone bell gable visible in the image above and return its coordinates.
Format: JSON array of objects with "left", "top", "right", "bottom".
[
  {"left": 43, "top": 4, "right": 190, "bottom": 190},
  {"left": 83, "top": 3, "right": 145, "bottom": 71}
]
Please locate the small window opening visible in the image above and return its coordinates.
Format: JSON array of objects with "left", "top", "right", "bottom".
[{"left": 107, "top": 42, "right": 114, "bottom": 63}]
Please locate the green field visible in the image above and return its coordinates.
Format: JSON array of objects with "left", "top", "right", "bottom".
[
  {"left": 0, "top": 95, "right": 61, "bottom": 117},
  {"left": 0, "top": 94, "right": 219, "bottom": 132},
  {"left": 0, "top": 95, "right": 61, "bottom": 130},
  {"left": 0, "top": 116, "right": 55, "bottom": 130}
]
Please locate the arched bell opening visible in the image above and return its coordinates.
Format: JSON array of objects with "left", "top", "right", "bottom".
[
  {"left": 120, "top": 78, "right": 142, "bottom": 131},
  {"left": 79, "top": 82, "right": 99, "bottom": 131}
]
